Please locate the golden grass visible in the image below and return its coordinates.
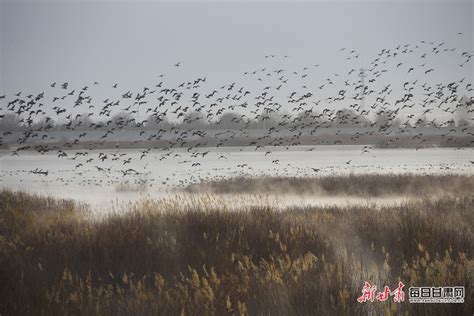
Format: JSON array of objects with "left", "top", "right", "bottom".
[{"left": 0, "top": 176, "right": 473, "bottom": 315}]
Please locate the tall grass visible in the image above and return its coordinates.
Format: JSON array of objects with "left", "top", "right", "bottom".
[
  {"left": 0, "top": 177, "right": 472, "bottom": 315},
  {"left": 183, "top": 174, "right": 474, "bottom": 197}
]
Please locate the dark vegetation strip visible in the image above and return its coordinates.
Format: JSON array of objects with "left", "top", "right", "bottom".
[{"left": 184, "top": 173, "right": 474, "bottom": 197}]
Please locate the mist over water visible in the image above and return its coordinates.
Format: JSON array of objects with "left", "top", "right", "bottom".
[{"left": 1, "top": 145, "right": 472, "bottom": 209}]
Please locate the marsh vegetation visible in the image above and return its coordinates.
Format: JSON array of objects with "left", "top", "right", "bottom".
[{"left": 0, "top": 174, "right": 472, "bottom": 315}]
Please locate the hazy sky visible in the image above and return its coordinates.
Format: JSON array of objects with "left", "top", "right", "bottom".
[{"left": 0, "top": 0, "right": 472, "bottom": 121}]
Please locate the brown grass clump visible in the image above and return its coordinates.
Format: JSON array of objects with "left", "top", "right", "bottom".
[{"left": 0, "top": 176, "right": 472, "bottom": 315}]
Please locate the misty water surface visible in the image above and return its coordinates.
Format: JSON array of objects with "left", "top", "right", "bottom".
[{"left": 1, "top": 145, "right": 472, "bottom": 209}]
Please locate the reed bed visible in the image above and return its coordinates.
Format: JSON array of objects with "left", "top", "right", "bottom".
[
  {"left": 0, "top": 176, "right": 472, "bottom": 315},
  {"left": 183, "top": 173, "right": 474, "bottom": 197}
]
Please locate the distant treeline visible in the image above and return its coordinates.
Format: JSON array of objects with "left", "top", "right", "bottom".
[{"left": 1, "top": 106, "right": 472, "bottom": 133}]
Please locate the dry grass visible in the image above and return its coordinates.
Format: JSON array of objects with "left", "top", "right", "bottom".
[
  {"left": 183, "top": 173, "right": 474, "bottom": 197},
  {"left": 0, "top": 176, "right": 473, "bottom": 315}
]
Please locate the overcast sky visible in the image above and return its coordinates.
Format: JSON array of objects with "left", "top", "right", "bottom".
[{"left": 0, "top": 0, "right": 472, "bottom": 121}]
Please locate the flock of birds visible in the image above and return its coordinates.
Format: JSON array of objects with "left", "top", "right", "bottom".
[{"left": 1, "top": 37, "right": 473, "bottom": 190}]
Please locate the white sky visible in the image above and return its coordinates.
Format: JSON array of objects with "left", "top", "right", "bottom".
[{"left": 0, "top": 0, "right": 473, "bottom": 121}]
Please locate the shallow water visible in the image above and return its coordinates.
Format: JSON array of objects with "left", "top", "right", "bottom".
[{"left": 1, "top": 145, "right": 472, "bottom": 209}]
